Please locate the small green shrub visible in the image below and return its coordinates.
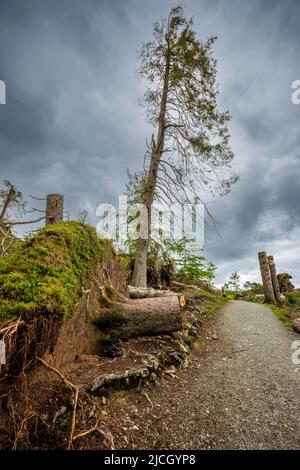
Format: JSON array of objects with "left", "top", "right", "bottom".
[{"left": 285, "top": 292, "right": 300, "bottom": 306}]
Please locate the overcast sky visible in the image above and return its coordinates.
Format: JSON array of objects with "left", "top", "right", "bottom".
[{"left": 0, "top": 0, "right": 299, "bottom": 287}]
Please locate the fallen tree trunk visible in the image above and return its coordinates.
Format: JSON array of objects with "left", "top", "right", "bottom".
[
  {"left": 171, "top": 280, "right": 212, "bottom": 292},
  {"left": 128, "top": 285, "right": 173, "bottom": 299},
  {"left": 171, "top": 280, "right": 199, "bottom": 289},
  {"left": 109, "top": 295, "right": 182, "bottom": 340}
]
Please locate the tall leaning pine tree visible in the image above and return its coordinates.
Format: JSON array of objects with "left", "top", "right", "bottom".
[{"left": 131, "top": 6, "right": 238, "bottom": 287}]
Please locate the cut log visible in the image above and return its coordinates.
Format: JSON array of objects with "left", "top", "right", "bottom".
[
  {"left": 258, "top": 251, "right": 276, "bottom": 304},
  {"left": 109, "top": 295, "right": 182, "bottom": 340},
  {"left": 178, "top": 294, "right": 186, "bottom": 309}
]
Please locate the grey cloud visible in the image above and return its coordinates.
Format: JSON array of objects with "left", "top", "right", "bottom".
[{"left": 0, "top": 0, "right": 299, "bottom": 286}]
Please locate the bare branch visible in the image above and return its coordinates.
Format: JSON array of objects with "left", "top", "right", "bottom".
[
  {"left": 8, "top": 216, "right": 45, "bottom": 226},
  {"left": 29, "top": 195, "right": 46, "bottom": 201}
]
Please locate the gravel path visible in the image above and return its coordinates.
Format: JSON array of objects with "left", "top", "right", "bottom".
[
  {"left": 182, "top": 300, "right": 300, "bottom": 449},
  {"left": 116, "top": 300, "right": 300, "bottom": 450}
]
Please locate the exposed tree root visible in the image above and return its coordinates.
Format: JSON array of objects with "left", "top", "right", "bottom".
[
  {"left": 37, "top": 357, "right": 80, "bottom": 450},
  {"left": 36, "top": 357, "right": 115, "bottom": 450},
  {"left": 0, "top": 315, "right": 61, "bottom": 382},
  {"left": 72, "top": 417, "right": 102, "bottom": 442}
]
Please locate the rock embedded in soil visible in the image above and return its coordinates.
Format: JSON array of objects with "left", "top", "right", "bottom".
[{"left": 292, "top": 318, "right": 300, "bottom": 333}]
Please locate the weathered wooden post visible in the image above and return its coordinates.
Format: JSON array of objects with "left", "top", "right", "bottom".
[
  {"left": 258, "top": 251, "right": 276, "bottom": 304},
  {"left": 267, "top": 255, "right": 282, "bottom": 304},
  {"left": 45, "top": 194, "right": 64, "bottom": 225}
]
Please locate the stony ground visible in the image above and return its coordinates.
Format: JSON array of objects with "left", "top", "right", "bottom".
[{"left": 95, "top": 300, "right": 300, "bottom": 450}]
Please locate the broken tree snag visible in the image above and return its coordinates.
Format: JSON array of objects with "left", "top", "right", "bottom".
[
  {"left": 258, "top": 251, "right": 276, "bottom": 304},
  {"left": 0, "top": 185, "right": 15, "bottom": 220},
  {"left": 109, "top": 296, "right": 182, "bottom": 340},
  {"left": 46, "top": 193, "right": 64, "bottom": 225},
  {"left": 277, "top": 273, "right": 295, "bottom": 293},
  {"left": 267, "top": 256, "right": 282, "bottom": 304}
]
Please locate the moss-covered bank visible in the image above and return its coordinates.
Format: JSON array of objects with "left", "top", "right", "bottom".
[{"left": 0, "top": 222, "right": 113, "bottom": 327}]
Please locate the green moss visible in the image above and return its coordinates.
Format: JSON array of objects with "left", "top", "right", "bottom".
[
  {"left": 99, "top": 290, "right": 115, "bottom": 308},
  {"left": 0, "top": 221, "right": 109, "bottom": 326},
  {"left": 116, "top": 253, "right": 128, "bottom": 270}
]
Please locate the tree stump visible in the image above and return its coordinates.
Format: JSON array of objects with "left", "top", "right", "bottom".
[
  {"left": 258, "top": 252, "right": 276, "bottom": 304},
  {"left": 267, "top": 256, "right": 282, "bottom": 304},
  {"left": 46, "top": 194, "right": 64, "bottom": 225}
]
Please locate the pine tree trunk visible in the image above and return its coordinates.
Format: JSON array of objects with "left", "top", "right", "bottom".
[
  {"left": 267, "top": 255, "right": 282, "bottom": 304},
  {"left": 131, "top": 237, "right": 148, "bottom": 287},
  {"left": 258, "top": 251, "right": 276, "bottom": 304},
  {"left": 131, "top": 47, "right": 171, "bottom": 287}
]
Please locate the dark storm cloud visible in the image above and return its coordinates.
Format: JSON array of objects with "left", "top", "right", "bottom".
[
  {"left": 0, "top": 0, "right": 299, "bottom": 286},
  {"left": 0, "top": 0, "right": 144, "bottom": 203}
]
